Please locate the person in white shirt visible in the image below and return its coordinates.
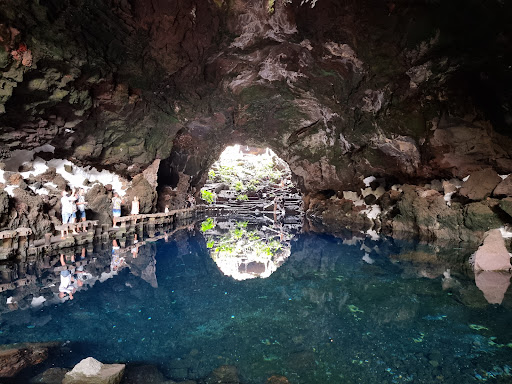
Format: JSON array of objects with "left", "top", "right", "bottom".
[{"left": 60, "top": 190, "right": 77, "bottom": 238}]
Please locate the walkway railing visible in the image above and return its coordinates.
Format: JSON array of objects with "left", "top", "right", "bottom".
[{"left": 0, "top": 206, "right": 206, "bottom": 260}]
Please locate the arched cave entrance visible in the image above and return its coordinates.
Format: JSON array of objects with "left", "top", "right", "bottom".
[
  {"left": 157, "top": 142, "right": 302, "bottom": 221},
  {"left": 201, "top": 144, "right": 302, "bottom": 218}
]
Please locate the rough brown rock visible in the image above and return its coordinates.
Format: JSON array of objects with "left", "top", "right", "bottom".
[
  {"left": 473, "top": 229, "right": 512, "bottom": 271},
  {"left": 464, "top": 201, "right": 504, "bottom": 231},
  {"left": 499, "top": 198, "right": 512, "bottom": 218},
  {"left": 494, "top": 176, "right": 512, "bottom": 197},
  {"left": 124, "top": 175, "right": 157, "bottom": 214},
  {"left": 459, "top": 169, "right": 502, "bottom": 201},
  {"left": 0, "top": 342, "right": 57, "bottom": 378}
]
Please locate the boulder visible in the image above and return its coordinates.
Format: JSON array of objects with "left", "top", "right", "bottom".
[
  {"left": 0, "top": 342, "right": 57, "bottom": 377},
  {"left": 474, "top": 271, "right": 511, "bottom": 305},
  {"left": 459, "top": 169, "right": 502, "bottom": 200},
  {"left": 473, "top": 229, "right": 512, "bottom": 271},
  {"left": 122, "top": 365, "right": 167, "bottom": 384},
  {"left": 464, "top": 201, "right": 504, "bottom": 231},
  {"left": 494, "top": 176, "right": 512, "bottom": 197},
  {"left": 124, "top": 175, "right": 157, "bottom": 214},
  {"left": 499, "top": 197, "right": 512, "bottom": 218},
  {"left": 63, "top": 357, "right": 125, "bottom": 384},
  {"left": 85, "top": 184, "right": 112, "bottom": 223}
]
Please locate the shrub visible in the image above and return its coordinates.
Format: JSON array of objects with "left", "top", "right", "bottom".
[{"left": 201, "top": 189, "right": 216, "bottom": 204}]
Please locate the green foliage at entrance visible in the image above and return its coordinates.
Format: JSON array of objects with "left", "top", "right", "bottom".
[{"left": 201, "top": 189, "right": 216, "bottom": 204}]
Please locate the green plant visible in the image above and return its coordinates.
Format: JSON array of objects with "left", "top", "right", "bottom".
[
  {"left": 206, "top": 239, "right": 215, "bottom": 248},
  {"left": 267, "top": 0, "right": 275, "bottom": 13},
  {"left": 201, "top": 217, "right": 215, "bottom": 232},
  {"left": 208, "top": 169, "right": 216, "bottom": 180},
  {"left": 236, "top": 194, "right": 249, "bottom": 201},
  {"left": 234, "top": 180, "right": 244, "bottom": 192},
  {"left": 201, "top": 189, "right": 216, "bottom": 204}
]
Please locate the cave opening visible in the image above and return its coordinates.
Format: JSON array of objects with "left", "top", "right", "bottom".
[{"left": 200, "top": 144, "right": 302, "bottom": 219}]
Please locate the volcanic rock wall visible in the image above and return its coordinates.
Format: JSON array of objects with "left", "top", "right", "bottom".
[{"left": 1, "top": 0, "right": 512, "bottom": 241}]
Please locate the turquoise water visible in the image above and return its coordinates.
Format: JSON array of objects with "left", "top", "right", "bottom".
[{"left": 1, "top": 221, "right": 512, "bottom": 383}]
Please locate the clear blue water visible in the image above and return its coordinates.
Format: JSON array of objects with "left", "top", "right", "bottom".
[{"left": 1, "top": 221, "right": 512, "bottom": 383}]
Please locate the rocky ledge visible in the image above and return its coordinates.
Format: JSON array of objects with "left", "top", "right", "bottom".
[{"left": 0, "top": 0, "right": 511, "bottom": 251}]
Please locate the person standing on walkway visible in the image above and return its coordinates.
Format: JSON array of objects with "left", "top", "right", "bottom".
[
  {"left": 60, "top": 190, "right": 77, "bottom": 239},
  {"left": 112, "top": 192, "right": 123, "bottom": 228},
  {"left": 131, "top": 196, "right": 140, "bottom": 216},
  {"left": 76, "top": 188, "right": 87, "bottom": 226}
]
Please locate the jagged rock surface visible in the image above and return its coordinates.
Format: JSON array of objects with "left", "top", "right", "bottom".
[{"left": 0, "top": 0, "right": 511, "bottom": 241}]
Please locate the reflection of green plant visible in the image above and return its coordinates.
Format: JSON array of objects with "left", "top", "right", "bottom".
[
  {"left": 236, "top": 194, "right": 248, "bottom": 201},
  {"left": 201, "top": 217, "right": 215, "bottom": 232},
  {"left": 207, "top": 220, "right": 284, "bottom": 259},
  {"left": 201, "top": 189, "right": 216, "bottom": 204}
]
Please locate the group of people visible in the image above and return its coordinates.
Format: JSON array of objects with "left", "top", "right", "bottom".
[
  {"left": 112, "top": 193, "right": 139, "bottom": 228},
  {"left": 60, "top": 187, "right": 196, "bottom": 235},
  {"left": 60, "top": 188, "right": 87, "bottom": 239}
]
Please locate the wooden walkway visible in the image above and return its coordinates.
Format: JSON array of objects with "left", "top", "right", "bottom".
[{"left": 0, "top": 206, "right": 205, "bottom": 260}]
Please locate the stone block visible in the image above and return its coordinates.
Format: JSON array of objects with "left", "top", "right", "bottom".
[{"left": 63, "top": 357, "right": 125, "bottom": 384}]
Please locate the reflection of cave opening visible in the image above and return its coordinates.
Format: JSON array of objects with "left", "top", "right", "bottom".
[
  {"left": 199, "top": 145, "right": 303, "bottom": 280},
  {"left": 201, "top": 145, "right": 302, "bottom": 220}
]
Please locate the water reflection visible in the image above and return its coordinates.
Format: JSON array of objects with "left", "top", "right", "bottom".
[
  {"left": 201, "top": 218, "right": 298, "bottom": 280},
  {"left": 0, "top": 221, "right": 511, "bottom": 383}
]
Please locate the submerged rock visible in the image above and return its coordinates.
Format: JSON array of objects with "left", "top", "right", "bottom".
[
  {"left": 30, "top": 367, "right": 69, "bottom": 384},
  {"left": 266, "top": 375, "right": 290, "bottom": 384},
  {"left": 205, "top": 365, "right": 239, "bottom": 384}
]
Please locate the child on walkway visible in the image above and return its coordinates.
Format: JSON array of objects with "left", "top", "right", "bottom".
[{"left": 112, "top": 192, "right": 123, "bottom": 228}]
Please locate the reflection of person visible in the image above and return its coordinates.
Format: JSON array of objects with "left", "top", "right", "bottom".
[
  {"left": 131, "top": 196, "right": 140, "bottom": 216},
  {"left": 111, "top": 239, "right": 125, "bottom": 271},
  {"left": 59, "top": 270, "right": 76, "bottom": 300},
  {"left": 131, "top": 234, "right": 139, "bottom": 258},
  {"left": 60, "top": 252, "right": 75, "bottom": 267},
  {"left": 112, "top": 192, "right": 123, "bottom": 228}
]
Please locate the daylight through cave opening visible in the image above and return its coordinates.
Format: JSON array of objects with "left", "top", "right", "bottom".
[{"left": 200, "top": 144, "right": 302, "bottom": 218}]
